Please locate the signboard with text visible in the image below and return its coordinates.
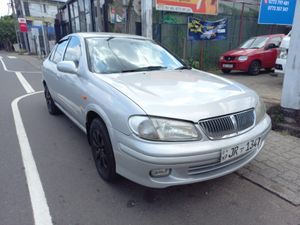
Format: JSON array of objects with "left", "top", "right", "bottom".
[
  {"left": 258, "top": 0, "right": 296, "bottom": 25},
  {"left": 18, "top": 18, "right": 28, "bottom": 32},
  {"left": 156, "top": 0, "right": 219, "bottom": 15}
]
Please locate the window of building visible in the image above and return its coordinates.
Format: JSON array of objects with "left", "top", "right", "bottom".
[
  {"left": 43, "top": 4, "right": 47, "bottom": 13},
  {"left": 23, "top": 2, "right": 30, "bottom": 16},
  {"left": 70, "top": 1, "right": 80, "bottom": 33}
]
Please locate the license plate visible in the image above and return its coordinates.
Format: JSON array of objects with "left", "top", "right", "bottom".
[
  {"left": 220, "top": 137, "right": 261, "bottom": 163},
  {"left": 223, "top": 64, "right": 233, "bottom": 68}
]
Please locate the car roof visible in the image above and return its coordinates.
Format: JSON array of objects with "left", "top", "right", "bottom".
[
  {"left": 253, "top": 34, "right": 285, "bottom": 38},
  {"left": 68, "top": 32, "right": 148, "bottom": 40}
]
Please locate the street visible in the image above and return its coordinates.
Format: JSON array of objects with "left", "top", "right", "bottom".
[{"left": 0, "top": 51, "right": 299, "bottom": 225}]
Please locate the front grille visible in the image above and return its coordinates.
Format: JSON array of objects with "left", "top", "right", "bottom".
[
  {"left": 199, "top": 109, "right": 255, "bottom": 140},
  {"left": 224, "top": 56, "right": 235, "bottom": 61},
  {"left": 275, "top": 64, "right": 283, "bottom": 70}
]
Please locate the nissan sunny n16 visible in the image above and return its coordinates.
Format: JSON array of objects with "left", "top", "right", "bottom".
[{"left": 42, "top": 33, "right": 271, "bottom": 188}]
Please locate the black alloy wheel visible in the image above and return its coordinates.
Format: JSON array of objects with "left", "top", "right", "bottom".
[
  {"left": 248, "top": 61, "right": 261, "bottom": 75},
  {"left": 44, "top": 85, "right": 61, "bottom": 115},
  {"left": 89, "top": 118, "right": 117, "bottom": 181}
]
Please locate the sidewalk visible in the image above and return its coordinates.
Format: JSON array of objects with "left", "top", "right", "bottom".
[{"left": 237, "top": 131, "right": 300, "bottom": 205}]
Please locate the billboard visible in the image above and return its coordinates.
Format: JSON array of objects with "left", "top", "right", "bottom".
[
  {"left": 156, "top": 0, "right": 219, "bottom": 15},
  {"left": 188, "top": 17, "right": 227, "bottom": 41},
  {"left": 258, "top": 0, "right": 296, "bottom": 25}
]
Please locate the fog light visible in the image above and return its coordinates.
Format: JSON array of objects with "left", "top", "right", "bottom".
[{"left": 150, "top": 168, "right": 171, "bottom": 178}]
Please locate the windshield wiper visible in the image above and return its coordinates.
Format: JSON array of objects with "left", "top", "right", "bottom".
[
  {"left": 122, "top": 66, "right": 167, "bottom": 73},
  {"left": 175, "top": 65, "right": 191, "bottom": 70}
]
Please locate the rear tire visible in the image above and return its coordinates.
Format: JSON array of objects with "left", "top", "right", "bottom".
[
  {"left": 221, "top": 69, "right": 231, "bottom": 74},
  {"left": 44, "top": 85, "right": 61, "bottom": 115},
  {"left": 89, "top": 118, "right": 117, "bottom": 182},
  {"left": 248, "top": 61, "right": 261, "bottom": 75}
]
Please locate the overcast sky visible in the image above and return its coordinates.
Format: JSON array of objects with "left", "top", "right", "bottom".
[{"left": 0, "top": 0, "right": 11, "bottom": 17}]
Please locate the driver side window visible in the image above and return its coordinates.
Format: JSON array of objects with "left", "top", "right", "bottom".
[{"left": 63, "top": 36, "right": 81, "bottom": 66}]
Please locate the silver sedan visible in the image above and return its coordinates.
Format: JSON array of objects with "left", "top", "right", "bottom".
[{"left": 42, "top": 33, "right": 271, "bottom": 188}]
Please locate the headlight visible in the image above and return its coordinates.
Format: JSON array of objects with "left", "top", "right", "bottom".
[
  {"left": 220, "top": 56, "right": 224, "bottom": 60},
  {"left": 238, "top": 56, "right": 248, "bottom": 62},
  {"left": 255, "top": 97, "right": 266, "bottom": 123},
  {"left": 279, "top": 48, "right": 288, "bottom": 59},
  {"left": 129, "top": 116, "right": 201, "bottom": 141}
]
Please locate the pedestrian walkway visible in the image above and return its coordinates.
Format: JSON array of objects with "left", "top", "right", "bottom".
[{"left": 237, "top": 130, "right": 300, "bottom": 206}]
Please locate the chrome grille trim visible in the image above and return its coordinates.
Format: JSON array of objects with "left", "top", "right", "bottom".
[{"left": 199, "top": 109, "right": 255, "bottom": 140}]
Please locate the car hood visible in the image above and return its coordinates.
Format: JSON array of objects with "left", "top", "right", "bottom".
[
  {"left": 223, "top": 48, "right": 258, "bottom": 56},
  {"left": 98, "top": 70, "right": 258, "bottom": 122}
]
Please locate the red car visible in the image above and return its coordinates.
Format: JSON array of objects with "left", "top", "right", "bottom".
[{"left": 219, "top": 34, "right": 284, "bottom": 75}]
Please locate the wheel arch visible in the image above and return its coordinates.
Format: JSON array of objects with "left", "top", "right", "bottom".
[{"left": 85, "top": 106, "right": 113, "bottom": 145}]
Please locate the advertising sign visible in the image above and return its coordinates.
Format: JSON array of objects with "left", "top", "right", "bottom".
[
  {"left": 188, "top": 17, "right": 227, "bottom": 41},
  {"left": 258, "top": 0, "right": 296, "bottom": 25},
  {"left": 156, "top": 0, "right": 219, "bottom": 15},
  {"left": 18, "top": 18, "right": 28, "bottom": 32}
]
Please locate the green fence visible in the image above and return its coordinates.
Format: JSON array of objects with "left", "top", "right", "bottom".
[{"left": 153, "top": 1, "right": 289, "bottom": 71}]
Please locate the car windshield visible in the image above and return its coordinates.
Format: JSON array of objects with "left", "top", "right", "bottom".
[
  {"left": 239, "top": 37, "right": 268, "bottom": 49},
  {"left": 86, "top": 37, "right": 186, "bottom": 74}
]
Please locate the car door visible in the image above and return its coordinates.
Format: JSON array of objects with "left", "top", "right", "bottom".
[
  {"left": 45, "top": 38, "right": 69, "bottom": 104},
  {"left": 57, "top": 36, "right": 87, "bottom": 126},
  {"left": 262, "top": 36, "right": 282, "bottom": 68}
]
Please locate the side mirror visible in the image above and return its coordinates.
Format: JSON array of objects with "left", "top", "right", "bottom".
[
  {"left": 57, "top": 61, "right": 77, "bottom": 74},
  {"left": 265, "top": 43, "right": 277, "bottom": 50}
]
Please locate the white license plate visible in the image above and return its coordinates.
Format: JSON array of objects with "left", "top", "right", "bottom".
[
  {"left": 223, "top": 64, "right": 233, "bottom": 68},
  {"left": 221, "top": 137, "right": 261, "bottom": 163}
]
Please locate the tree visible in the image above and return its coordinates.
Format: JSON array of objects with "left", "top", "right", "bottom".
[{"left": 0, "top": 15, "right": 17, "bottom": 51}]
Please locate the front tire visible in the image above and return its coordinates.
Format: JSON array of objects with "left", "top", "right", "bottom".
[
  {"left": 89, "top": 118, "right": 117, "bottom": 182},
  {"left": 221, "top": 69, "right": 231, "bottom": 74},
  {"left": 44, "top": 85, "right": 61, "bottom": 115},
  {"left": 248, "top": 61, "right": 261, "bottom": 75}
]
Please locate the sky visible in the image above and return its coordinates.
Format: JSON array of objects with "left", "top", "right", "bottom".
[{"left": 0, "top": 0, "right": 11, "bottom": 17}]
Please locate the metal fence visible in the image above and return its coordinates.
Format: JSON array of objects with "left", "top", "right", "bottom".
[{"left": 153, "top": 1, "right": 289, "bottom": 71}]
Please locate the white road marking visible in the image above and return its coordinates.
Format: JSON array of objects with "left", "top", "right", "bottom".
[
  {"left": 8, "top": 56, "right": 17, "bottom": 59},
  {"left": 12, "top": 91, "right": 53, "bottom": 225},
  {"left": 0, "top": 56, "right": 41, "bottom": 73},
  {"left": 0, "top": 56, "right": 36, "bottom": 93},
  {"left": 15, "top": 71, "right": 35, "bottom": 93}
]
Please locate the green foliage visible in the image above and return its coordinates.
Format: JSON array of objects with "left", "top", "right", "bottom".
[{"left": 0, "top": 15, "right": 17, "bottom": 44}]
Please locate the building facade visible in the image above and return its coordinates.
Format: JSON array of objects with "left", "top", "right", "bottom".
[
  {"left": 55, "top": 0, "right": 141, "bottom": 41},
  {"left": 14, "top": 0, "right": 66, "bottom": 55}
]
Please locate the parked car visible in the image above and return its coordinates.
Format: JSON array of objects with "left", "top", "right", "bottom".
[
  {"left": 219, "top": 34, "right": 284, "bottom": 75},
  {"left": 275, "top": 31, "right": 291, "bottom": 75},
  {"left": 42, "top": 33, "right": 271, "bottom": 188}
]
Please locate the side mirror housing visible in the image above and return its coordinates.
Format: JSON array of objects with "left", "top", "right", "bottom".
[{"left": 57, "top": 61, "right": 77, "bottom": 74}]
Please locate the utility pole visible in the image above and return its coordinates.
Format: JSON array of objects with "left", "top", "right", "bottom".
[
  {"left": 11, "top": 0, "right": 21, "bottom": 49},
  {"left": 141, "top": 0, "right": 152, "bottom": 39},
  {"left": 281, "top": 1, "right": 300, "bottom": 111}
]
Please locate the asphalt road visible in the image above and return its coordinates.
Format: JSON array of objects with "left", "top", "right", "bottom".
[{"left": 0, "top": 51, "right": 299, "bottom": 225}]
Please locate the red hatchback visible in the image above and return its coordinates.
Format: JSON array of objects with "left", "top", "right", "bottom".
[{"left": 219, "top": 34, "right": 284, "bottom": 75}]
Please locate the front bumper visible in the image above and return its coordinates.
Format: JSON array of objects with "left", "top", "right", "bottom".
[
  {"left": 113, "top": 115, "right": 271, "bottom": 188},
  {"left": 219, "top": 59, "right": 249, "bottom": 72},
  {"left": 274, "top": 58, "right": 286, "bottom": 74}
]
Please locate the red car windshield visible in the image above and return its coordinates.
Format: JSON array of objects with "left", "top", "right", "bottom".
[{"left": 239, "top": 37, "right": 268, "bottom": 49}]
